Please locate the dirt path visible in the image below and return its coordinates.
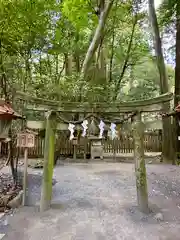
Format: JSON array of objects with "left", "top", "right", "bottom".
[{"left": 1, "top": 162, "right": 180, "bottom": 240}]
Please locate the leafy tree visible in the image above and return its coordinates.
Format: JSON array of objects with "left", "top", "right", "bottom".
[
  {"left": 158, "top": 0, "right": 180, "bottom": 160},
  {"left": 0, "top": 0, "right": 175, "bottom": 106}
]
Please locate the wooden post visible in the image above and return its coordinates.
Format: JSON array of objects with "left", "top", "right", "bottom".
[
  {"left": 133, "top": 112, "right": 149, "bottom": 213},
  {"left": 73, "top": 144, "right": 77, "bottom": 160},
  {"left": 113, "top": 140, "right": 117, "bottom": 161},
  {"left": 17, "top": 131, "right": 35, "bottom": 206},
  {"left": 40, "top": 111, "right": 56, "bottom": 212},
  {"left": 84, "top": 138, "right": 87, "bottom": 162},
  {"left": 22, "top": 147, "right": 28, "bottom": 206}
]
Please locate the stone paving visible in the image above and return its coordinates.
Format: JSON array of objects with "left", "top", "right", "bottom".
[{"left": 1, "top": 162, "right": 180, "bottom": 239}]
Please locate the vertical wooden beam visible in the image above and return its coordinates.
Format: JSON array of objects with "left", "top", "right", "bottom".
[
  {"left": 40, "top": 111, "right": 56, "bottom": 212},
  {"left": 113, "top": 139, "right": 117, "bottom": 161},
  {"left": 73, "top": 144, "right": 77, "bottom": 160},
  {"left": 133, "top": 112, "right": 149, "bottom": 213},
  {"left": 84, "top": 138, "right": 87, "bottom": 162},
  {"left": 22, "top": 147, "right": 28, "bottom": 206}
]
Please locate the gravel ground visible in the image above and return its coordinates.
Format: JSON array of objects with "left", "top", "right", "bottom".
[{"left": 1, "top": 162, "right": 180, "bottom": 240}]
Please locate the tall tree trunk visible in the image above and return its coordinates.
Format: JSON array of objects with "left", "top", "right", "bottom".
[
  {"left": 99, "top": 46, "right": 107, "bottom": 82},
  {"left": 148, "top": 0, "right": 175, "bottom": 162},
  {"left": 109, "top": 1, "right": 117, "bottom": 84},
  {"left": 81, "top": 0, "right": 114, "bottom": 76},
  {"left": 25, "top": 48, "right": 32, "bottom": 87},
  {"left": 148, "top": 1, "right": 168, "bottom": 91},
  {"left": 74, "top": 32, "right": 80, "bottom": 73},
  {"left": 74, "top": 54, "right": 80, "bottom": 73},
  {"left": 47, "top": 54, "right": 52, "bottom": 78},
  {"left": 64, "top": 53, "right": 73, "bottom": 76},
  {"left": 129, "top": 65, "right": 134, "bottom": 90},
  {"left": 55, "top": 54, "right": 59, "bottom": 84},
  {"left": 174, "top": 1, "right": 180, "bottom": 159},
  {"left": 95, "top": 35, "right": 107, "bottom": 85},
  {"left": 78, "top": 0, "right": 114, "bottom": 102},
  {"left": 97, "top": 0, "right": 107, "bottom": 84}
]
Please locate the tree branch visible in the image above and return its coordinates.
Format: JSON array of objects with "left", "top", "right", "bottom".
[{"left": 113, "top": 16, "right": 137, "bottom": 100}]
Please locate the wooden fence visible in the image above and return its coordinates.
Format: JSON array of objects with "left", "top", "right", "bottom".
[
  {"left": 0, "top": 131, "right": 162, "bottom": 158},
  {"left": 103, "top": 132, "right": 162, "bottom": 154}
]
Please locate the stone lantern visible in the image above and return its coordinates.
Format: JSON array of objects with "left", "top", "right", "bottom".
[{"left": 87, "top": 117, "right": 104, "bottom": 160}]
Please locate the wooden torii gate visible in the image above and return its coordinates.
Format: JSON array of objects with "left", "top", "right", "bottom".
[{"left": 15, "top": 91, "right": 174, "bottom": 213}]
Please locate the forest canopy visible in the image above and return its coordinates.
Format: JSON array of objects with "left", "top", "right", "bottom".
[{"left": 0, "top": 0, "right": 176, "bottom": 103}]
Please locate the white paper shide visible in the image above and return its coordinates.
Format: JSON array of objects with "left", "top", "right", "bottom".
[
  {"left": 98, "top": 120, "right": 105, "bottom": 138},
  {"left": 81, "top": 120, "right": 88, "bottom": 137},
  {"left": 68, "top": 123, "right": 75, "bottom": 140},
  {"left": 110, "top": 122, "right": 117, "bottom": 140}
]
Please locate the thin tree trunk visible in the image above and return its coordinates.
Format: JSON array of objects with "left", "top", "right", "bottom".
[
  {"left": 97, "top": 0, "right": 107, "bottom": 84},
  {"left": 95, "top": 37, "right": 107, "bottom": 85},
  {"left": 8, "top": 128, "right": 17, "bottom": 184},
  {"left": 81, "top": 0, "right": 114, "bottom": 76},
  {"left": 64, "top": 53, "right": 73, "bottom": 76},
  {"left": 113, "top": 17, "right": 137, "bottom": 100},
  {"left": 109, "top": 0, "right": 118, "bottom": 84},
  {"left": 57, "top": 59, "right": 65, "bottom": 84},
  {"left": 148, "top": 0, "right": 175, "bottom": 162},
  {"left": 39, "top": 53, "right": 42, "bottom": 78},
  {"left": 74, "top": 32, "right": 80, "bottom": 73},
  {"left": 55, "top": 54, "right": 59, "bottom": 84},
  {"left": 47, "top": 54, "right": 52, "bottom": 78},
  {"left": 129, "top": 65, "right": 134, "bottom": 90},
  {"left": 109, "top": 24, "right": 116, "bottom": 83},
  {"left": 0, "top": 39, "right": 8, "bottom": 100}
]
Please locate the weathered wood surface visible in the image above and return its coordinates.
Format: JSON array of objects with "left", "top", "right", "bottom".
[
  {"left": 133, "top": 113, "right": 149, "bottom": 213},
  {"left": 15, "top": 91, "right": 173, "bottom": 113},
  {"left": 0, "top": 131, "right": 161, "bottom": 158},
  {"left": 40, "top": 111, "right": 57, "bottom": 212},
  {"left": 22, "top": 148, "right": 28, "bottom": 206}
]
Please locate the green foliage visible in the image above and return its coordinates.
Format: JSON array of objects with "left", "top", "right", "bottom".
[
  {"left": 158, "top": 0, "right": 176, "bottom": 25},
  {"left": 0, "top": 0, "right": 175, "bottom": 105},
  {"left": 62, "top": 0, "right": 98, "bottom": 29}
]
